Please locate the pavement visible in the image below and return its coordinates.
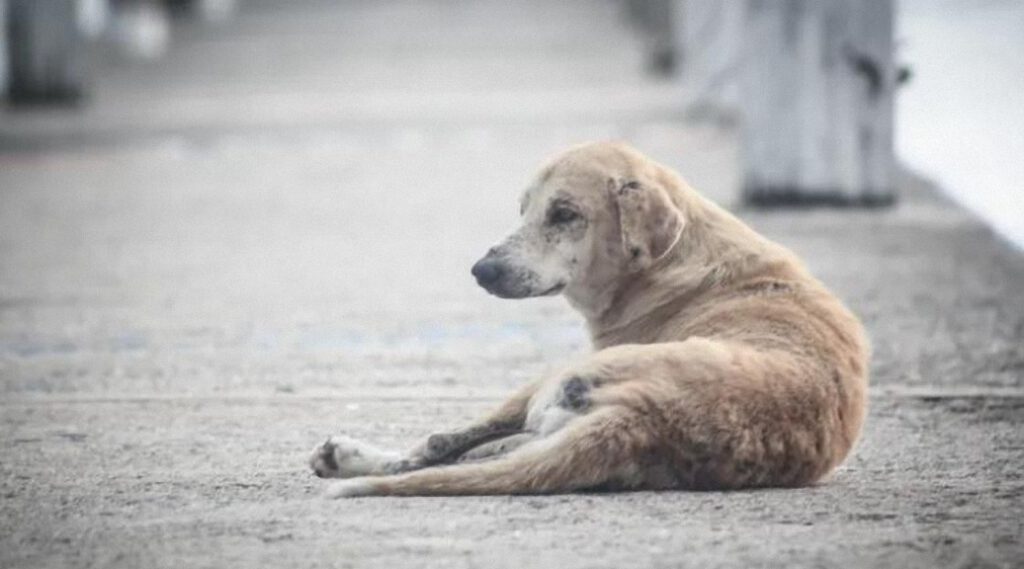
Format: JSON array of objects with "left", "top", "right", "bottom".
[{"left": 1, "top": 1, "right": 1022, "bottom": 568}]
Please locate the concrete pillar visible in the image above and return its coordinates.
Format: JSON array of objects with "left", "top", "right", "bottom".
[
  {"left": 164, "top": 0, "right": 237, "bottom": 23},
  {"left": 679, "top": 2, "right": 745, "bottom": 120},
  {"left": 740, "top": 0, "right": 897, "bottom": 206},
  {"left": 1, "top": 0, "right": 8, "bottom": 97},
  {"left": 6, "top": 0, "right": 85, "bottom": 105},
  {"left": 622, "top": 0, "right": 681, "bottom": 75}
]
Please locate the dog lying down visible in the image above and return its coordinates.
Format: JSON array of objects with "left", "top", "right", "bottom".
[{"left": 310, "top": 141, "right": 869, "bottom": 498}]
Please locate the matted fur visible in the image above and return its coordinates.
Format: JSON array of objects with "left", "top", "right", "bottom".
[{"left": 310, "top": 142, "right": 869, "bottom": 498}]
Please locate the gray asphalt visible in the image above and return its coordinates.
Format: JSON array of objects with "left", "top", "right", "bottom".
[{"left": 1, "top": 1, "right": 1022, "bottom": 568}]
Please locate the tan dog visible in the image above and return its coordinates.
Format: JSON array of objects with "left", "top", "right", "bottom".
[{"left": 310, "top": 142, "right": 869, "bottom": 498}]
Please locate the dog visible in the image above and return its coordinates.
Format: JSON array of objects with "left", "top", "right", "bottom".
[{"left": 310, "top": 141, "right": 869, "bottom": 498}]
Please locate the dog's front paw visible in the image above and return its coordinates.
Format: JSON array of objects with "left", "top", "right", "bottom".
[
  {"left": 309, "top": 436, "right": 398, "bottom": 479},
  {"left": 325, "top": 478, "right": 378, "bottom": 499}
]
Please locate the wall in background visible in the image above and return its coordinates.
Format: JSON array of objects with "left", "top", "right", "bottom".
[{"left": 897, "top": 0, "right": 1024, "bottom": 249}]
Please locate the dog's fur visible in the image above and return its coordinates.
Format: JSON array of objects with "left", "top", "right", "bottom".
[{"left": 310, "top": 142, "right": 869, "bottom": 498}]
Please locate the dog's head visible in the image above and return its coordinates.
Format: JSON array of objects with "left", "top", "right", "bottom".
[{"left": 471, "top": 142, "right": 687, "bottom": 302}]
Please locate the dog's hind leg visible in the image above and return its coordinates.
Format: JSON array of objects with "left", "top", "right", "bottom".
[
  {"left": 325, "top": 406, "right": 652, "bottom": 497},
  {"left": 407, "top": 379, "right": 543, "bottom": 465},
  {"left": 457, "top": 432, "right": 538, "bottom": 462},
  {"left": 310, "top": 380, "right": 543, "bottom": 479}
]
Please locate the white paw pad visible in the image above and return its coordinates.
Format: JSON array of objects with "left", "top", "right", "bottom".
[{"left": 309, "top": 435, "right": 398, "bottom": 479}]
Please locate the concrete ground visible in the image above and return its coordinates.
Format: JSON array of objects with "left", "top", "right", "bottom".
[{"left": 1, "top": 1, "right": 1022, "bottom": 568}]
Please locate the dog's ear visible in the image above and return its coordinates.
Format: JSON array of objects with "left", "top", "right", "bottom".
[{"left": 609, "top": 178, "right": 685, "bottom": 270}]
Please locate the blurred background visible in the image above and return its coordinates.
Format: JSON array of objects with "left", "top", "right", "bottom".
[
  {"left": 1, "top": 2, "right": 1023, "bottom": 566},
  {"left": 1, "top": 0, "right": 1021, "bottom": 396}
]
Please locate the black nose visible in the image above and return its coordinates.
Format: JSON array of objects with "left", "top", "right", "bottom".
[{"left": 471, "top": 258, "right": 503, "bottom": 286}]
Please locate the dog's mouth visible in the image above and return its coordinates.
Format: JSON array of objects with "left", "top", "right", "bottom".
[
  {"left": 484, "top": 283, "right": 563, "bottom": 299},
  {"left": 479, "top": 278, "right": 565, "bottom": 299},
  {"left": 539, "top": 282, "right": 566, "bottom": 296}
]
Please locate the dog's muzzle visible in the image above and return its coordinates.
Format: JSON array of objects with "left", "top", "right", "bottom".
[
  {"left": 472, "top": 247, "right": 539, "bottom": 298},
  {"left": 471, "top": 252, "right": 564, "bottom": 299}
]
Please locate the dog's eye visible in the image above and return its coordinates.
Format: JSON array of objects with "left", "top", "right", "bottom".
[{"left": 548, "top": 207, "right": 581, "bottom": 225}]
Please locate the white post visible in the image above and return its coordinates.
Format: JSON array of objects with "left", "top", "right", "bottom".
[
  {"left": 740, "top": 0, "right": 897, "bottom": 206},
  {"left": 679, "top": 2, "right": 746, "bottom": 120}
]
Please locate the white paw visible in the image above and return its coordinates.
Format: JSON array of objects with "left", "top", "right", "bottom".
[
  {"left": 309, "top": 435, "right": 400, "bottom": 479},
  {"left": 325, "top": 478, "right": 377, "bottom": 499}
]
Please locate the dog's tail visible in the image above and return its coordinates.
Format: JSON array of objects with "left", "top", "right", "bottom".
[{"left": 326, "top": 407, "right": 648, "bottom": 497}]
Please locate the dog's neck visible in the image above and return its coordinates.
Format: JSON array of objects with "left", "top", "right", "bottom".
[{"left": 567, "top": 195, "right": 793, "bottom": 348}]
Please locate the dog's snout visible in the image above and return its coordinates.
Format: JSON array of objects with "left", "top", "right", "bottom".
[{"left": 471, "top": 258, "right": 504, "bottom": 286}]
